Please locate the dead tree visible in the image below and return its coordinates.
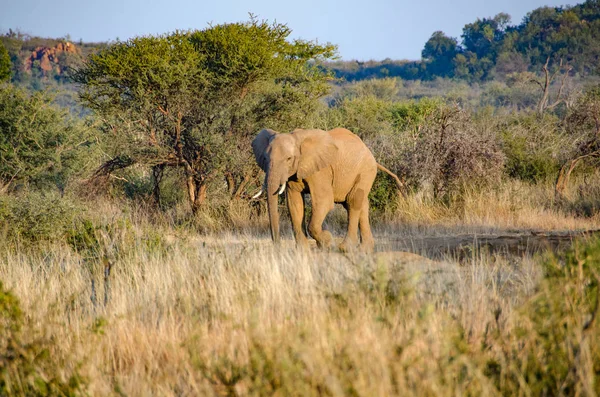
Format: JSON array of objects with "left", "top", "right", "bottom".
[{"left": 532, "top": 57, "right": 573, "bottom": 115}]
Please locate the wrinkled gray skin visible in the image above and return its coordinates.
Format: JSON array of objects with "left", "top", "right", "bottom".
[{"left": 252, "top": 128, "right": 378, "bottom": 252}]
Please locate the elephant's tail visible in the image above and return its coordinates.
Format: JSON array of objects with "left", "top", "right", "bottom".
[{"left": 376, "top": 163, "right": 405, "bottom": 195}]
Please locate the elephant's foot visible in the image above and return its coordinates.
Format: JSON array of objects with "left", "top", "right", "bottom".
[
  {"left": 295, "top": 236, "right": 310, "bottom": 250},
  {"left": 315, "top": 231, "right": 333, "bottom": 249},
  {"left": 338, "top": 238, "right": 358, "bottom": 253},
  {"left": 359, "top": 239, "right": 375, "bottom": 254}
]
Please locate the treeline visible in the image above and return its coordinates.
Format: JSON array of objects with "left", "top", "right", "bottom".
[
  {"left": 0, "top": 14, "right": 599, "bottom": 229},
  {"left": 2, "top": 0, "right": 600, "bottom": 91},
  {"left": 331, "top": 0, "right": 600, "bottom": 82}
]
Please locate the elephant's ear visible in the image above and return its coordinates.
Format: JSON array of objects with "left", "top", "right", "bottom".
[
  {"left": 252, "top": 129, "right": 278, "bottom": 172},
  {"left": 295, "top": 129, "right": 339, "bottom": 180}
]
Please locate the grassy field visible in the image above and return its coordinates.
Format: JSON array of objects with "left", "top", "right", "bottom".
[{"left": 1, "top": 179, "right": 600, "bottom": 396}]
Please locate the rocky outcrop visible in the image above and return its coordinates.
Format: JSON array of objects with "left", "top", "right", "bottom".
[{"left": 23, "top": 41, "right": 80, "bottom": 74}]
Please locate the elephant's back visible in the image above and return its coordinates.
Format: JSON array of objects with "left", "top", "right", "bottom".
[
  {"left": 328, "top": 128, "right": 363, "bottom": 143},
  {"left": 328, "top": 128, "right": 377, "bottom": 201},
  {"left": 328, "top": 128, "right": 375, "bottom": 164}
]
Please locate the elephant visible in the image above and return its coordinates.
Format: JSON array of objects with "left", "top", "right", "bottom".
[{"left": 252, "top": 127, "right": 402, "bottom": 252}]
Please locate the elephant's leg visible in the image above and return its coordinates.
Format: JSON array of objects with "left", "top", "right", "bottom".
[
  {"left": 307, "top": 195, "right": 334, "bottom": 249},
  {"left": 287, "top": 189, "right": 308, "bottom": 248},
  {"left": 339, "top": 192, "right": 363, "bottom": 252},
  {"left": 358, "top": 200, "right": 375, "bottom": 253}
]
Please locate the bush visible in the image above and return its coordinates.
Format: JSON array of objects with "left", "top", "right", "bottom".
[
  {"left": 328, "top": 95, "right": 396, "bottom": 138},
  {"left": 369, "top": 172, "right": 400, "bottom": 214},
  {"left": 0, "top": 41, "right": 10, "bottom": 82},
  {"left": 388, "top": 97, "right": 443, "bottom": 133},
  {"left": 488, "top": 238, "right": 600, "bottom": 395},
  {"left": 0, "top": 84, "right": 98, "bottom": 193},
  {"left": 0, "top": 281, "right": 85, "bottom": 395},
  {"left": 0, "top": 192, "right": 79, "bottom": 244},
  {"left": 500, "top": 113, "right": 564, "bottom": 182},
  {"left": 401, "top": 104, "right": 505, "bottom": 199}
]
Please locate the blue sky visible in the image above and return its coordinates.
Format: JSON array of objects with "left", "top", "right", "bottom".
[{"left": 2, "top": 0, "right": 576, "bottom": 60}]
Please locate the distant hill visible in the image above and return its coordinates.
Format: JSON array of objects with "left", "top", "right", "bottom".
[{"left": 0, "top": 30, "right": 106, "bottom": 85}]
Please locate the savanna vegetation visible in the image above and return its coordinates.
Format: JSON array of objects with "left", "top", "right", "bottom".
[{"left": 1, "top": 4, "right": 600, "bottom": 395}]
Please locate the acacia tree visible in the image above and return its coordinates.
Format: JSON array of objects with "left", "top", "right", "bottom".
[
  {"left": 73, "top": 19, "right": 336, "bottom": 213},
  {"left": 0, "top": 85, "right": 95, "bottom": 193}
]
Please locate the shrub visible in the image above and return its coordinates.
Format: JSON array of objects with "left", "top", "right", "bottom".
[
  {"left": 0, "top": 281, "right": 85, "bottom": 395},
  {"left": 388, "top": 97, "right": 443, "bottom": 133},
  {"left": 328, "top": 95, "right": 396, "bottom": 138},
  {"left": 0, "top": 84, "right": 98, "bottom": 193},
  {"left": 0, "top": 192, "right": 79, "bottom": 244},
  {"left": 488, "top": 238, "right": 600, "bottom": 395},
  {"left": 401, "top": 104, "right": 505, "bottom": 199},
  {"left": 369, "top": 172, "right": 400, "bottom": 214},
  {"left": 500, "top": 113, "right": 564, "bottom": 182}
]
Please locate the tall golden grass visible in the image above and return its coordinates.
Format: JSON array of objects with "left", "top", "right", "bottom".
[{"left": 0, "top": 178, "right": 599, "bottom": 395}]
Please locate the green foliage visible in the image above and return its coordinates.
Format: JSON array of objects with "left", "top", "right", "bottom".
[
  {"left": 329, "top": 1, "right": 600, "bottom": 83},
  {"left": 369, "top": 173, "right": 400, "bottom": 214},
  {"left": 500, "top": 114, "right": 564, "bottom": 182},
  {"left": 389, "top": 97, "right": 443, "bottom": 132},
  {"left": 0, "top": 192, "right": 79, "bottom": 244},
  {"left": 328, "top": 95, "right": 395, "bottom": 137},
  {"left": 335, "top": 77, "right": 402, "bottom": 102},
  {"left": 65, "top": 218, "right": 102, "bottom": 257},
  {"left": 462, "top": 13, "right": 510, "bottom": 58},
  {"left": 422, "top": 31, "right": 459, "bottom": 78},
  {"left": 502, "top": 133, "right": 561, "bottom": 182},
  {"left": 73, "top": 19, "right": 336, "bottom": 211},
  {"left": 492, "top": 238, "right": 600, "bottom": 395},
  {"left": 66, "top": 216, "right": 136, "bottom": 262},
  {"left": 0, "top": 84, "right": 97, "bottom": 192},
  {"left": 0, "top": 281, "right": 85, "bottom": 395},
  {"left": 0, "top": 41, "right": 10, "bottom": 82},
  {"left": 328, "top": 59, "right": 422, "bottom": 82}
]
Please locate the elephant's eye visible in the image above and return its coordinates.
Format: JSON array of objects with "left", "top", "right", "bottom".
[{"left": 287, "top": 156, "right": 293, "bottom": 161}]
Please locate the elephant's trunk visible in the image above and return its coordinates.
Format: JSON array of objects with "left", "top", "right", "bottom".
[{"left": 266, "top": 172, "right": 285, "bottom": 244}]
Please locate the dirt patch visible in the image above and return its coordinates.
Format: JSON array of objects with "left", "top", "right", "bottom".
[{"left": 378, "top": 229, "right": 600, "bottom": 259}]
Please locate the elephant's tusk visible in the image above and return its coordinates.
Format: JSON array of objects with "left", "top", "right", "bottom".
[
  {"left": 252, "top": 189, "right": 263, "bottom": 199},
  {"left": 277, "top": 182, "right": 286, "bottom": 195}
]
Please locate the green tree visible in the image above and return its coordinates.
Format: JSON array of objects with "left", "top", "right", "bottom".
[
  {"left": 73, "top": 19, "right": 336, "bottom": 213},
  {"left": 0, "top": 85, "right": 96, "bottom": 193},
  {"left": 421, "top": 31, "right": 459, "bottom": 78},
  {"left": 462, "top": 13, "right": 510, "bottom": 59},
  {"left": 459, "top": 13, "right": 511, "bottom": 80},
  {"left": 0, "top": 41, "right": 10, "bottom": 82}
]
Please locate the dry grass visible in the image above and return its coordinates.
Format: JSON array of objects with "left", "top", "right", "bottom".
[
  {"left": 0, "top": 221, "right": 560, "bottom": 396},
  {"left": 380, "top": 178, "right": 600, "bottom": 234},
  {"left": 1, "top": 178, "right": 599, "bottom": 395}
]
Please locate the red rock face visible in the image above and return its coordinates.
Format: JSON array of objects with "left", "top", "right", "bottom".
[{"left": 23, "top": 41, "right": 80, "bottom": 74}]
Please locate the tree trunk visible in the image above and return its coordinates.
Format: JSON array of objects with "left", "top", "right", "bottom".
[
  {"left": 152, "top": 164, "right": 165, "bottom": 208},
  {"left": 187, "top": 175, "right": 208, "bottom": 215},
  {"left": 225, "top": 172, "right": 235, "bottom": 196},
  {"left": 556, "top": 158, "right": 582, "bottom": 197},
  {"left": 192, "top": 183, "right": 208, "bottom": 214},
  {"left": 225, "top": 171, "right": 254, "bottom": 199},
  {"left": 233, "top": 172, "right": 253, "bottom": 199}
]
